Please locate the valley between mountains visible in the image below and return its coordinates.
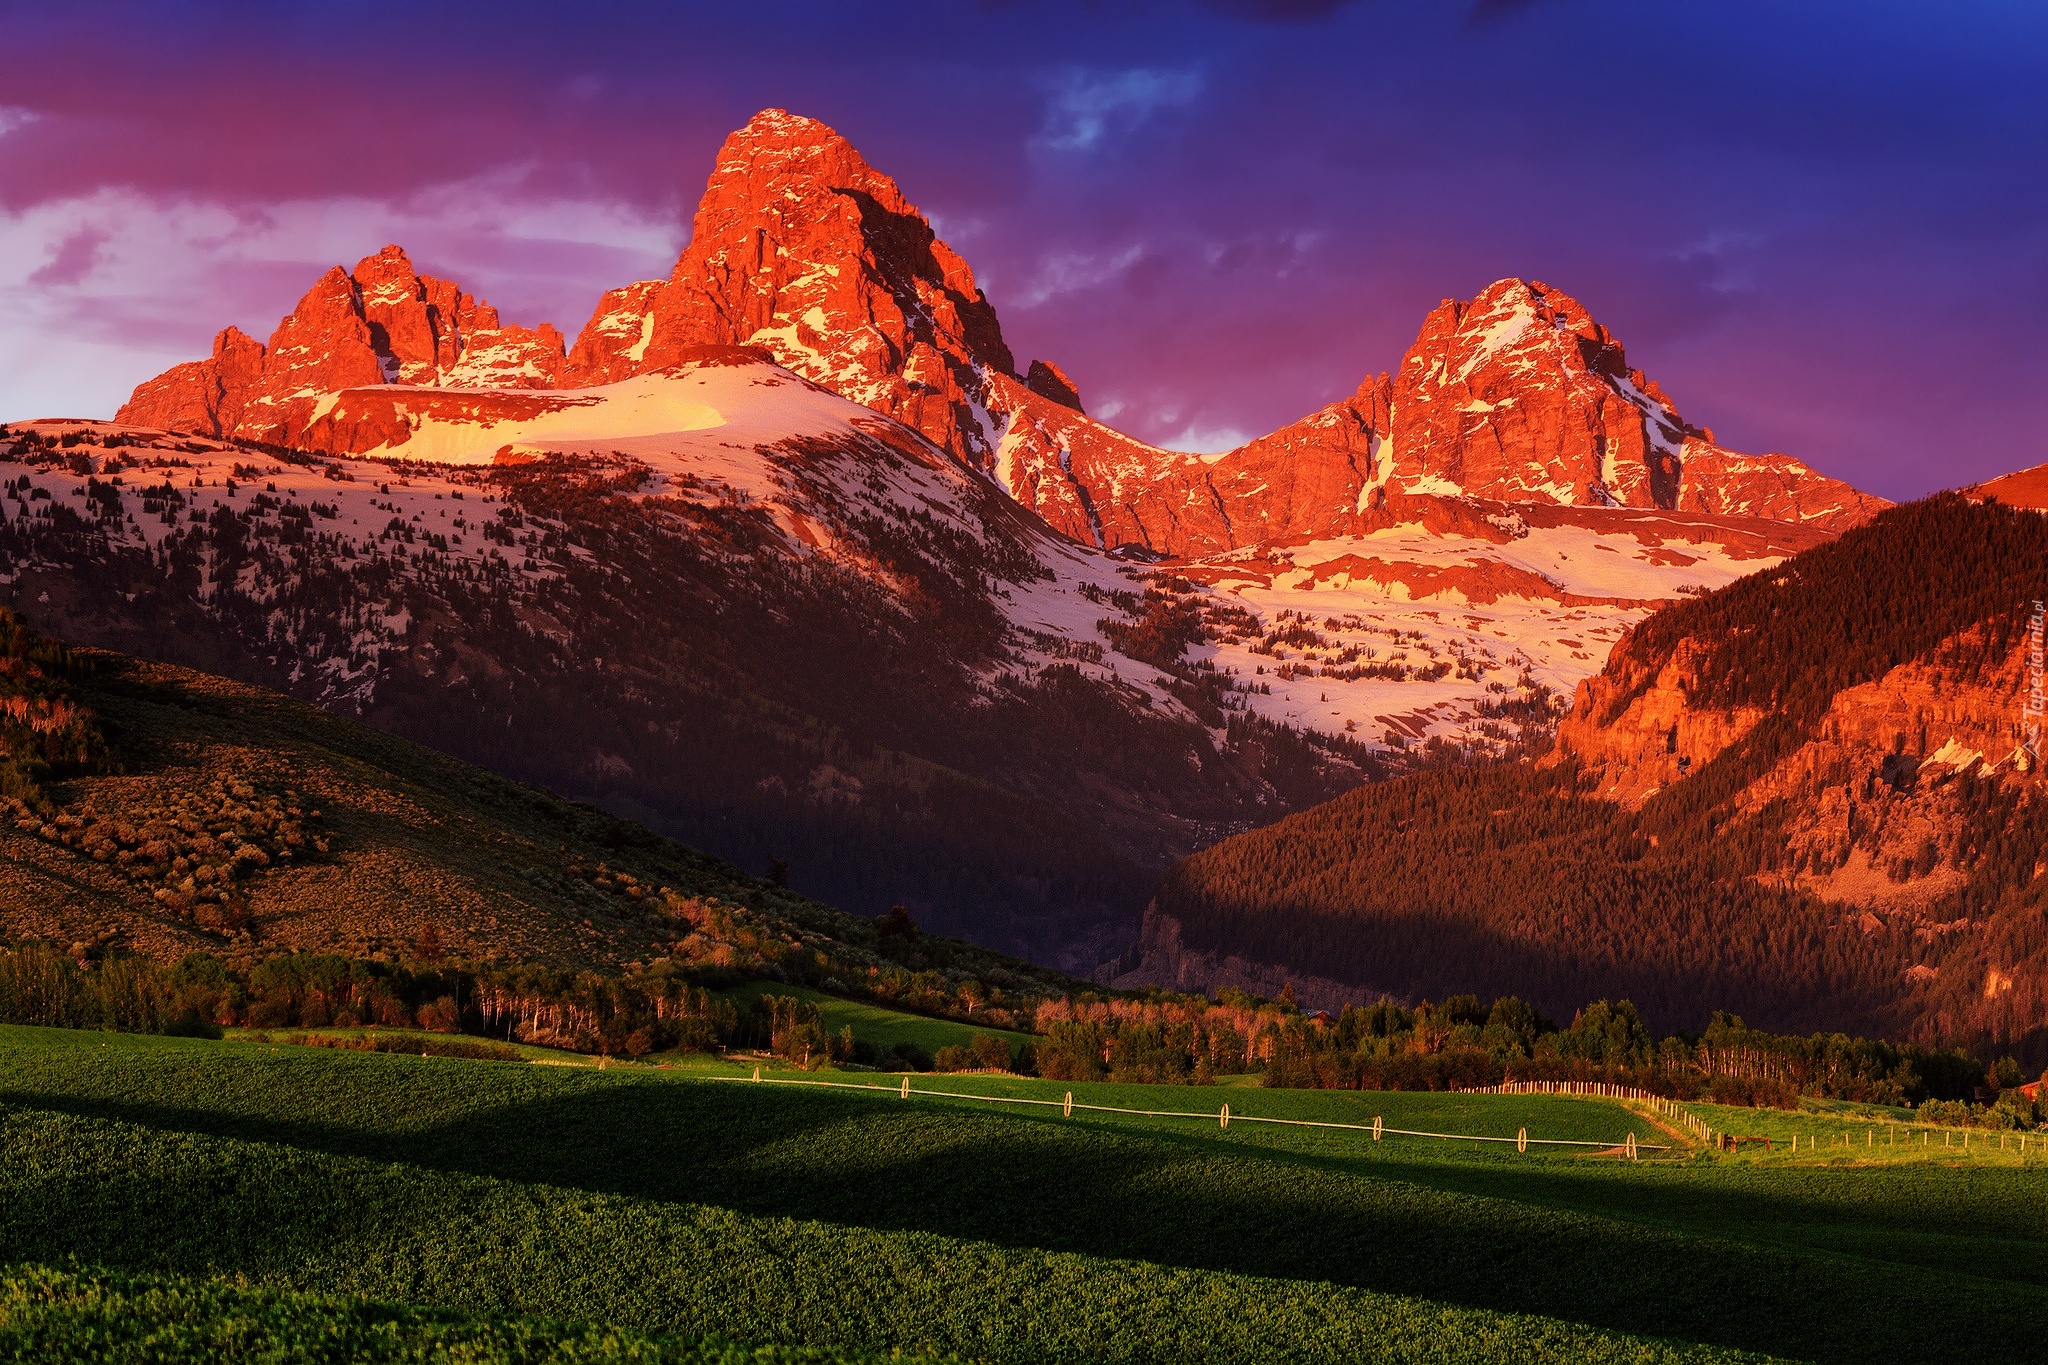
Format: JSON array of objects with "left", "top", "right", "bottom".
[{"left": 3, "top": 107, "right": 2043, "bottom": 1061}]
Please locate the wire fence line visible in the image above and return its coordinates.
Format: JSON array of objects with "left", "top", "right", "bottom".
[
  {"left": 1465, "top": 1080, "right": 1716, "bottom": 1147},
  {"left": 709, "top": 1070, "right": 1674, "bottom": 1155},
  {"left": 1467, "top": 1081, "right": 2046, "bottom": 1159}
]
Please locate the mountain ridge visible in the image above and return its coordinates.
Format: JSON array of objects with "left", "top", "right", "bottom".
[{"left": 117, "top": 109, "right": 1883, "bottom": 557}]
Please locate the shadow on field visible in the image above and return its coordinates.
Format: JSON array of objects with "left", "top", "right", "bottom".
[{"left": 7, "top": 1073, "right": 2047, "bottom": 1365}]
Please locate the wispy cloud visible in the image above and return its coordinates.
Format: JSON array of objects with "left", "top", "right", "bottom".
[
  {"left": 1670, "top": 230, "right": 1767, "bottom": 295},
  {"left": 0, "top": 107, "right": 37, "bottom": 139},
  {"left": 28, "top": 224, "right": 111, "bottom": 287},
  {"left": 1161, "top": 419, "right": 1254, "bottom": 454},
  {"left": 1010, "top": 244, "right": 1150, "bottom": 308},
  {"left": 1036, "top": 68, "right": 1204, "bottom": 153}
]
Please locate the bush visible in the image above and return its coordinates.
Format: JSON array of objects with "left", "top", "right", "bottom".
[
  {"left": 1918, "top": 1098, "right": 1972, "bottom": 1126},
  {"left": 887, "top": 1041, "right": 932, "bottom": 1072},
  {"left": 160, "top": 1008, "right": 222, "bottom": 1040},
  {"left": 970, "top": 1033, "right": 1014, "bottom": 1072}
]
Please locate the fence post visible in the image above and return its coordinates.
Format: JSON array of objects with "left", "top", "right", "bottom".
[
  {"left": 1063, "top": 1090, "right": 1073, "bottom": 1118},
  {"left": 753, "top": 1066, "right": 761, "bottom": 1082},
  {"left": 1517, "top": 1126, "right": 1527, "bottom": 1154},
  {"left": 1220, "top": 1103, "right": 1230, "bottom": 1130},
  {"left": 901, "top": 1075, "right": 910, "bottom": 1099},
  {"left": 1373, "top": 1115, "right": 1383, "bottom": 1141},
  {"left": 1627, "top": 1132, "right": 1637, "bottom": 1160}
]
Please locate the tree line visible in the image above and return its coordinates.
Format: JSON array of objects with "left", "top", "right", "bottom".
[{"left": 6, "top": 939, "right": 2041, "bottom": 1121}]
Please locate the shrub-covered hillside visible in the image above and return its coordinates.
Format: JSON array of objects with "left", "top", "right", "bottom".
[{"left": 0, "top": 610, "right": 1090, "bottom": 1020}]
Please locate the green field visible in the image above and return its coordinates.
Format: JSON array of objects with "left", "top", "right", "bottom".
[
  {"left": 1, "top": 1026, "right": 2043, "bottom": 1363},
  {"left": 1681, "top": 1097, "right": 2046, "bottom": 1166},
  {"left": 717, "top": 982, "right": 1036, "bottom": 1058}
]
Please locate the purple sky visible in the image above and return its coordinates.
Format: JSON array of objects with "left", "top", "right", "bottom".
[{"left": 2, "top": 0, "right": 2042, "bottom": 499}]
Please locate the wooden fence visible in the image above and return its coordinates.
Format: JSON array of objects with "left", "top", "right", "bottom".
[
  {"left": 713, "top": 1071, "right": 1673, "bottom": 1155},
  {"left": 1465, "top": 1081, "right": 2044, "bottom": 1159},
  {"left": 1465, "top": 1080, "right": 1716, "bottom": 1146}
]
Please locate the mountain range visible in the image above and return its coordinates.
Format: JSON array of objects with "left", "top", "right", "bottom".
[{"left": 8, "top": 107, "right": 1960, "bottom": 1000}]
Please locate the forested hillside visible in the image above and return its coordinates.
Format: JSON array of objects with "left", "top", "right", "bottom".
[
  {"left": 1149, "top": 764, "right": 1906, "bottom": 1033},
  {"left": 1145, "top": 495, "right": 2048, "bottom": 1059}
]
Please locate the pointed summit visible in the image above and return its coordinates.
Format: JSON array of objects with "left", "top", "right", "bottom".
[
  {"left": 564, "top": 108, "right": 1016, "bottom": 462},
  {"left": 1380, "top": 277, "right": 1883, "bottom": 526}
]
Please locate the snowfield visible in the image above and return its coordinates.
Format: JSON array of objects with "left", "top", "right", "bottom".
[{"left": 3, "top": 358, "right": 1803, "bottom": 757}]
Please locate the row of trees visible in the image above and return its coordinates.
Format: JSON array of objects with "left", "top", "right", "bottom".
[
  {"left": 0, "top": 941, "right": 1020, "bottom": 1070},
  {"left": 1024, "top": 989, "right": 2021, "bottom": 1110},
  {"left": 3, "top": 941, "right": 2034, "bottom": 1115}
]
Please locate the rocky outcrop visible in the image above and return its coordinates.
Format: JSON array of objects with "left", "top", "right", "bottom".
[
  {"left": 1749, "top": 636, "right": 2031, "bottom": 908},
  {"left": 1103, "top": 901, "right": 1381, "bottom": 1015},
  {"left": 1025, "top": 360, "right": 1084, "bottom": 412},
  {"left": 115, "top": 326, "right": 267, "bottom": 438},
  {"left": 1672, "top": 443, "right": 1889, "bottom": 526},
  {"left": 562, "top": 280, "right": 665, "bottom": 386},
  {"left": 1201, "top": 373, "right": 1394, "bottom": 546},
  {"left": 1389, "top": 279, "right": 1686, "bottom": 508},
  {"left": 1551, "top": 637, "right": 1772, "bottom": 805}
]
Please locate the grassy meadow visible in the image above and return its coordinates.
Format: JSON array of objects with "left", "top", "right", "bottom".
[
  {"left": 1674, "top": 1096, "right": 2047, "bottom": 1164},
  {"left": 1, "top": 1024, "right": 2044, "bottom": 1363},
  {"left": 717, "top": 981, "right": 1036, "bottom": 1058}
]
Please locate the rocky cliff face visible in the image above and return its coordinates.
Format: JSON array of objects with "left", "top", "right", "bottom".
[{"left": 1558, "top": 619, "right": 2034, "bottom": 881}]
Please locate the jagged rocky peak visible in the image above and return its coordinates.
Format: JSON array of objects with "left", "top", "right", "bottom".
[
  {"left": 562, "top": 107, "right": 1017, "bottom": 464},
  {"left": 1382, "top": 277, "right": 1883, "bottom": 528},
  {"left": 1386, "top": 277, "right": 1701, "bottom": 509},
  {"left": 116, "top": 245, "right": 568, "bottom": 442}
]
